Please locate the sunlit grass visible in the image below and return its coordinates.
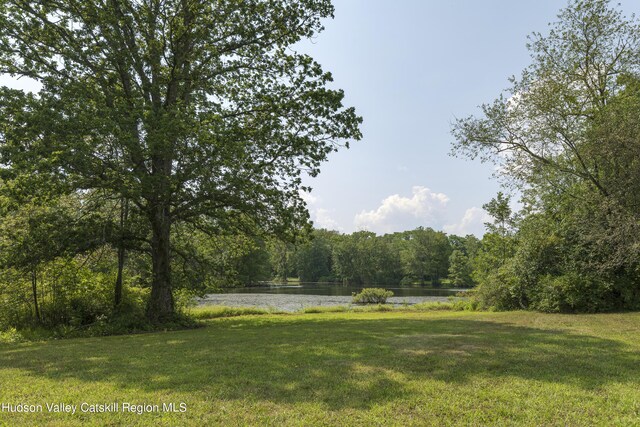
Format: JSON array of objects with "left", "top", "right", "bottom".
[
  {"left": 409, "top": 301, "right": 459, "bottom": 311},
  {"left": 188, "top": 305, "right": 280, "bottom": 319},
  {"left": 300, "top": 305, "right": 350, "bottom": 314},
  {"left": 1, "top": 311, "right": 640, "bottom": 426},
  {"left": 188, "top": 301, "right": 469, "bottom": 319}
]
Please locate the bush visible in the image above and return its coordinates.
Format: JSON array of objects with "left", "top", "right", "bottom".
[
  {"left": 0, "top": 259, "right": 116, "bottom": 330},
  {"left": 472, "top": 255, "right": 623, "bottom": 313},
  {"left": 471, "top": 265, "right": 525, "bottom": 311},
  {"left": 0, "top": 327, "right": 26, "bottom": 344},
  {"left": 528, "top": 273, "right": 617, "bottom": 313},
  {"left": 352, "top": 288, "right": 394, "bottom": 304}
]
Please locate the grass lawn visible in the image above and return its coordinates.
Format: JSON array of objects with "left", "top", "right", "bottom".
[{"left": 1, "top": 310, "right": 640, "bottom": 426}]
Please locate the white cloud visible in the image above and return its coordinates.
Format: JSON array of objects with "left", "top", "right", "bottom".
[
  {"left": 314, "top": 208, "right": 341, "bottom": 231},
  {"left": 443, "top": 207, "right": 490, "bottom": 237},
  {"left": 300, "top": 190, "right": 342, "bottom": 231},
  {"left": 354, "top": 186, "right": 449, "bottom": 234},
  {"left": 299, "top": 190, "right": 318, "bottom": 206}
]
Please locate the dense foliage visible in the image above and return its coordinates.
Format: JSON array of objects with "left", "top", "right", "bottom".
[
  {"left": 0, "top": 0, "right": 362, "bottom": 322},
  {"left": 4, "top": 0, "right": 639, "bottom": 339},
  {"left": 0, "top": 0, "right": 361, "bottom": 321},
  {"left": 0, "top": 222, "right": 481, "bottom": 335},
  {"left": 452, "top": 0, "right": 640, "bottom": 312},
  {"left": 277, "top": 227, "right": 476, "bottom": 287}
]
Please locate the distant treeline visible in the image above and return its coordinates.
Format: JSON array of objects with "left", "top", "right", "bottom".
[
  {"left": 0, "top": 213, "right": 483, "bottom": 333},
  {"left": 241, "top": 227, "right": 481, "bottom": 287}
]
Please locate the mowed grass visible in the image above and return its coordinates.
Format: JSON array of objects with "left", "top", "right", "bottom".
[{"left": 1, "top": 311, "right": 640, "bottom": 426}]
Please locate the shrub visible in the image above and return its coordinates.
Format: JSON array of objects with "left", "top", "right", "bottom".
[
  {"left": 451, "top": 298, "right": 480, "bottom": 311},
  {"left": 469, "top": 257, "right": 531, "bottom": 311},
  {"left": 0, "top": 327, "right": 26, "bottom": 344},
  {"left": 352, "top": 288, "right": 394, "bottom": 304},
  {"left": 528, "top": 273, "right": 616, "bottom": 313},
  {"left": 0, "top": 259, "right": 116, "bottom": 330}
]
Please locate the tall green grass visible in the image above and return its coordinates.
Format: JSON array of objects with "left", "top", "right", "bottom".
[
  {"left": 2, "top": 311, "right": 640, "bottom": 425},
  {"left": 189, "top": 301, "right": 475, "bottom": 320}
]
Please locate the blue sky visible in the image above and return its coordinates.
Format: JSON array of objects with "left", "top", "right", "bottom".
[
  {"left": 2, "top": 1, "right": 639, "bottom": 236},
  {"left": 296, "top": 0, "right": 640, "bottom": 236}
]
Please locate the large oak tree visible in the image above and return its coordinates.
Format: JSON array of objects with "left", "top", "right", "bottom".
[{"left": 0, "top": 0, "right": 361, "bottom": 321}]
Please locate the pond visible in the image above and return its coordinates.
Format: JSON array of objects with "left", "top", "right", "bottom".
[
  {"left": 222, "top": 282, "right": 460, "bottom": 297},
  {"left": 198, "top": 282, "right": 466, "bottom": 312}
]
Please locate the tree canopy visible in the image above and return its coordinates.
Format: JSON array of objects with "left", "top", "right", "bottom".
[
  {"left": 452, "top": 0, "right": 640, "bottom": 312},
  {"left": 0, "top": 0, "right": 362, "bottom": 321}
]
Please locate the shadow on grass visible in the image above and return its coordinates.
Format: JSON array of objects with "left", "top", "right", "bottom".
[{"left": 0, "top": 315, "right": 638, "bottom": 410}]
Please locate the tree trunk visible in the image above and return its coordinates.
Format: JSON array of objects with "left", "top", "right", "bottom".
[
  {"left": 146, "top": 202, "right": 174, "bottom": 322},
  {"left": 114, "top": 245, "right": 125, "bottom": 308},
  {"left": 31, "top": 267, "right": 41, "bottom": 324},
  {"left": 114, "top": 198, "right": 129, "bottom": 308}
]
